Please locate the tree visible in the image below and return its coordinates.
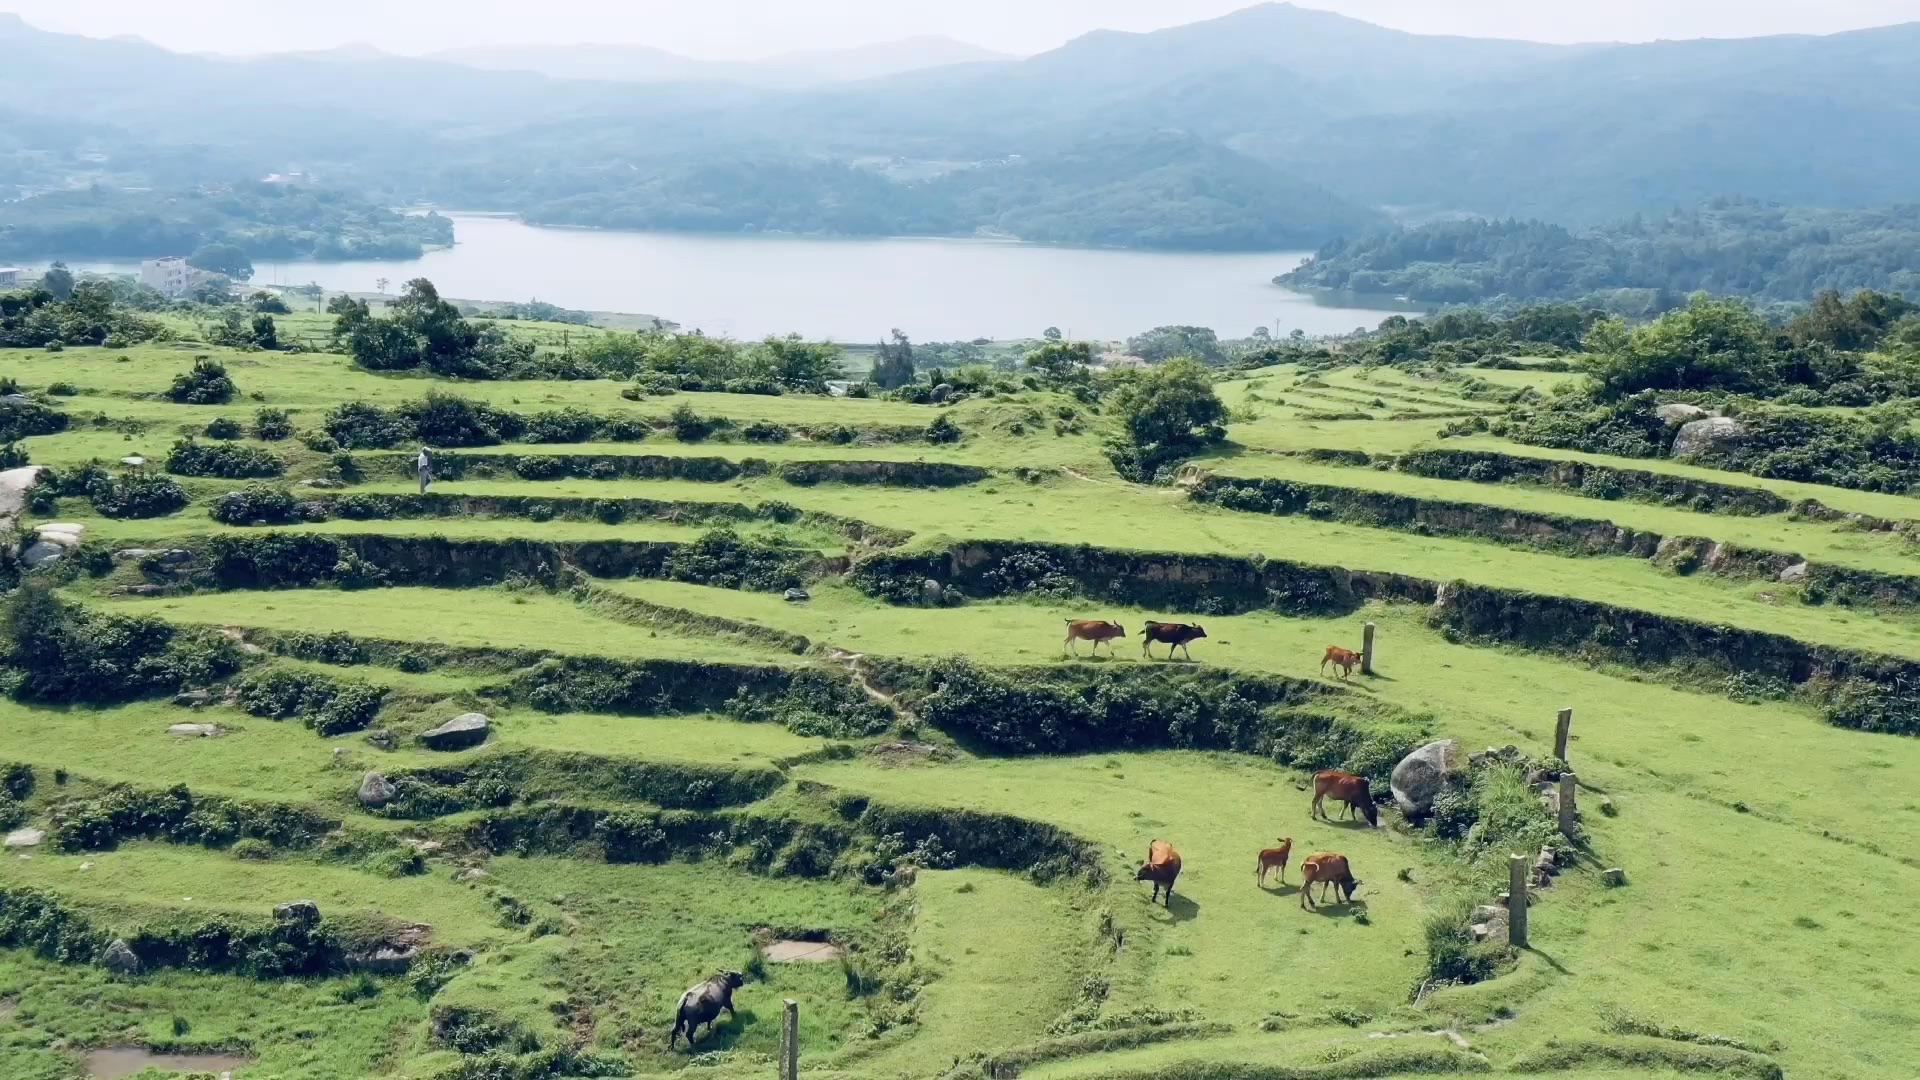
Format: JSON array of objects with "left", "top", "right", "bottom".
[
  {"left": 188, "top": 243, "right": 254, "bottom": 282},
  {"left": 40, "top": 262, "right": 74, "bottom": 300},
  {"left": 1043, "top": 326, "right": 1063, "bottom": 341},
  {"left": 250, "top": 314, "right": 279, "bottom": 350},
  {"left": 1105, "top": 358, "right": 1227, "bottom": 482},
  {"left": 753, "top": 335, "right": 843, "bottom": 389},
  {"left": 1023, "top": 340, "right": 1093, "bottom": 381},
  {"left": 250, "top": 291, "right": 291, "bottom": 314},
  {"left": 375, "top": 278, "right": 390, "bottom": 296},
  {"left": 871, "top": 329, "right": 916, "bottom": 390},
  {"left": 1127, "top": 325, "right": 1225, "bottom": 365},
  {"left": 1585, "top": 294, "right": 1775, "bottom": 399}
]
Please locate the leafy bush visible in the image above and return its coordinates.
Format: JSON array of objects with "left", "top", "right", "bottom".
[
  {"left": 235, "top": 668, "right": 388, "bottom": 736},
  {"left": 85, "top": 468, "right": 187, "bottom": 519},
  {"left": 166, "top": 438, "right": 282, "bottom": 478},
  {"left": 204, "top": 417, "right": 243, "bottom": 439},
  {"left": 925, "top": 414, "right": 962, "bottom": 444},
  {"left": 0, "top": 443, "right": 27, "bottom": 469},
  {"left": 210, "top": 484, "right": 301, "bottom": 525},
  {"left": 663, "top": 529, "right": 806, "bottom": 591},
  {"left": 1105, "top": 358, "right": 1226, "bottom": 482},
  {"left": 168, "top": 357, "right": 236, "bottom": 404},
  {"left": 324, "top": 402, "right": 413, "bottom": 450},
  {"left": 742, "top": 420, "right": 790, "bottom": 443},
  {"left": 252, "top": 408, "right": 294, "bottom": 441},
  {"left": 397, "top": 392, "right": 524, "bottom": 447},
  {"left": 2, "top": 585, "right": 242, "bottom": 704},
  {"left": 670, "top": 403, "right": 713, "bottom": 442},
  {"left": 522, "top": 407, "right": 603, "bottom": 444}
]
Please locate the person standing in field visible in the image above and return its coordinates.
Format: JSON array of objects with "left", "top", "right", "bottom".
[{"left": 416, "top": 446, "right": 434, "bottom": 495}]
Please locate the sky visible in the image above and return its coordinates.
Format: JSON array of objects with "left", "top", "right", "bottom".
[{"left": 7, "top": 0, "right": 1920, "bottom": 59}]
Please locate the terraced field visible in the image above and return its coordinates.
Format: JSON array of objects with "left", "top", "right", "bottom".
[{"left": 2, "top": 334, "right": 1918, "bottom": 1080}]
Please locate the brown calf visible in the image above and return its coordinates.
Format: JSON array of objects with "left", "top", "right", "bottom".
[
  {"left": 1143, "top": 621, "right": 1207, "bottom": 661},
  {"left": 1064, "top": 619, "right": 1126, "bottom": 656},
  {"left": 1299, "top": 852, "right": 1360, "bottom": 910},
  {"left": 1310, "top": 769, "right": 1379, "bottom": 827},
  {"left": 1256, "top": 837, "right": 1293, "bottom": 887},
  {"left": 1321, "top": 646, "right": 1361, "bottom": 680},
  {"left": 1135, "top": 839, "right": 1182, "bottom": 906}
]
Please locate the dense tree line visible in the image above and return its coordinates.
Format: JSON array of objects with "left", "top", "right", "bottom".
[
  {"left": 0, "top": 281, "right": 169, "bottom": 348},
  {"left": 0, "top": 183, "right": 453, "bottom": 262},
  {"left": 520, "top": 133, "right": 1381, "bottom": 252},
  {"left": 1281, "top": 200, "right": 1920, "bottom": 309}
]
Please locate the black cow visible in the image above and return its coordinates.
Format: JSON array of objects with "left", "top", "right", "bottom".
[
  {"left": 1142, "top": 621, "right": 1207, "bottom": 661},
  {"left": 670, "top": 971, "right": 745, "bottom": 1049}
]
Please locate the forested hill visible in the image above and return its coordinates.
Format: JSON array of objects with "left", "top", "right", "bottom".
[
  {"left": 0, "top": 185, "right": 454, "bottom": 262},
  {"left": 1279, "top": 201, "right": 1920, "bottom": 309},
  {"left": 521, "top": 133, "right": 1383, "bottom": 251}
]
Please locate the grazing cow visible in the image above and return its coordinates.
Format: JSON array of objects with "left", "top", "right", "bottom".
[
  {"left": 1135, "top": 839, "right": 1182, "bottom": 906},
  {"left": 1142, "top": 621, "right": 1207, "bottom": 661},
  {"left": 1298, "top": 852, "right": 1360, "bottom": 910},
  {"left": 1321, "top": 646, "right": 1361, "bottom": 680},
  {"left": 670, "top": 971, "right": 745, "bottom": 1049},
  {"left": 1310, "top": 770, "right": 1380, "bottom": 827},
  {"left": 1256, "top": 837, "right": 1294, "bottom": 887},
  {"left": 1064, "top": 619, "right": 1127, "bottom": 656}
]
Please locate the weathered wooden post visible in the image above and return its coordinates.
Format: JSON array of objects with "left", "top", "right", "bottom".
[
  {"left": 1558, "top": 773, "right": 1578, "bottom": 838},
  {"left": 1507, "top": 854, "right": 1529, "bottom": 948},
  {"left": 780, "top": 1000, "right": 799, "bottom": 1080},
  {"left": 1553, "top": 708, "right": 1573, "bottom": 762},
  {"left": 1361, "top": 622, "right": 1376, "bottom": 676}
]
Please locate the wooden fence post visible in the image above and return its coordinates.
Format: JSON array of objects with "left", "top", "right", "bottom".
[
  {"left": 1553, "top": 708, "right": 1573, "bottom": 762},
  {"left": 780, "top": 1000, "right": 798, "bottom": 1080},
  {"left": 1558, "top": 773, "right": 1578, "bottom": 838},
  {"left": 1507, "top": 854, "right": 1529, "bottom": 948},
  {"left": 1361, "top": 622, "right": 1376, "bottom": 676}
]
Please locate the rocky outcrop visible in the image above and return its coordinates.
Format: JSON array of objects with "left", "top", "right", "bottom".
[
  {"left": 420, "top": 713, "right": 491, "bottom": 751},
  {"left": 358, "top": 772, "right": 397, "bottom": 808},
  {"left": 166, "top": 723, "right": 223, "bottom": 737},
  {"left": 1655, "top": 403, "right": 1711, "bottom": 424},
  {"left": 4, "top": 828, "right": 45, "bottom": 848},
  {"left": 273, "top": 900, "right": 321, "bottom": 925},
  {"left": 102, "top": 939, "right": 143, "bottom": 975},
  {"left": 1671, "top": 416, "right": 1747, "bottom": 459},
  {"left": 1390, "top": 738, "right": 1465, "bottom": 815}
]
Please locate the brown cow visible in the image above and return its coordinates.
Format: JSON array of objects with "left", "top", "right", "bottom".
[
  {"left": 1298, "top": 852, "right": 1360, "bottom": 910},
  {"left": 1135, "top": 839, "right": 1182, "bottom": 906},
  {"left": 1310, "top": 770, "right": 1379, "bottom": 827},
  {"left": 1256, "top": 837, "right": 1293, "bottom": 887},
  {"left": 1321, "top": 646, "right": 1361, "bottom": 680},
  {"left": 1064, "top": 619, "right": 1126, "bottom": 656},
  {"left": 1143, "top": 622, "right": 1207, "bottom": 661}
]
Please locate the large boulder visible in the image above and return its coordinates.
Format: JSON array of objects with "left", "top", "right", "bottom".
[
  {"left": 1390, "top": 738, "right": 1465, "bottom": 815},
  {"left": 358, "top": 772, "right": 397, "bottom": 808},
  {"left": 274, "top": 900, "right": 321, "bottom": 925},
  {"left": 420, "top": 713, "right": 490, "bottom": 751},
  {"left": 1670, "top": 416, "right": 1746, "bottom": 459},
  {"left": 1654, "top": 403, "right": 1710, "bottom": 425},
  {"left": 20, "top": 541, "right": 64, "bottom": 569},
  {"left": 166, "top": 723, "right": 223, "bottom": 737},
  {"left": 4, "top": 828, "right": 45, "bottom": 848},
  {"left": 33, "top": 523, "right": 85, "bottom": 548},
  {"left": 102, "top": 939, "right": 143, "bottom": 975}
]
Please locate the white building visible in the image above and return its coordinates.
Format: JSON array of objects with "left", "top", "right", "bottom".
[
  {"left": 141, "top": 256, "right": 202, "bottom": 297},
  {"left": 0, "top": 267, "right": 21, "bottom": 288}
]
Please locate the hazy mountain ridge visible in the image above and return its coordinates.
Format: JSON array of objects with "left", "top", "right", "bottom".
[{"left": 430, "top": 35, "right": 1014, "bottom": 87}]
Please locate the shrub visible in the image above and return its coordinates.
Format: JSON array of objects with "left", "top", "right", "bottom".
[
  {"left": 924, "top": 414, "right": 962, "bottom": 444},
  {"left": 210, "top": 484, "right": 301, "bottom": 526},
  {"left": 204, "top": 417, "right": 243, "bottom": 439},
  {"left": 664, "top": 528, "right": 806, "bottom": 591},
  {"left": 86, "top": 469, "right": 187, "bottom": 519},
  {"left": 166, "top": 438, "right": 283, "bottom": 479},
  {"left": 2, "top": 586, "right": 242, "bottom": 704},
  {"left": 0, "top": 443, "right": 27, "bottom": 470},
  {"left": 234, "top": 668, "right": 387, "bottom": 736},
  {"left": 46, "top": 382, "right": 77, "bottom": 396},
  {"left": 397, "top": 393, "right": 523, "bottom": 447},
  {"left": 523, "top": 407, "right": 603, "bottom": 444},
  {"left": 324, "top": 402, "right": 413, "bottom": 450},
  {"left": 252, "top": 408, "right": 294, "bottom": 441},
  {"left": 230, "top": 838, "right": 275, "bottom": 861},
  {"left": 513, "top": 456, "right": 566, "bottom": 481},
  {"left": 168, "top": 358, "right": 236, "bottom": 404},
  {"left": 670, "top": 403, "right": 713, "bottom": 442},
  {"left": 602, "top": 415, "right": 649, "bottom": 442},
  {"left": 1421, "top": 896, "right": 1511, "bottom": 988},
  {"left": 742, "top": 420, "right": 790, "bottom": 443}
]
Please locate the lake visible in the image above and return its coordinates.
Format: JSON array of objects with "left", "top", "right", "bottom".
[{"left": 73, "top": 215, "right": 1410, "bottom": 343}]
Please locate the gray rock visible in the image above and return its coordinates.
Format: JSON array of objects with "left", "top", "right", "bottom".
[
  {"left": 930, "top": 383, "right": 955, "bottom": 403},
  {"left": 102, "top": 939, "right": 143, "bottom": 975},
  {"left": 782, "top": 588, "right": 810, "bottom": 602},
  {"left": 1470, "top": 904, "right": 1505, "bottom": 925},
  {"left": 20, "top": 541, "right": 64, "bottom": 568},
  {"left": 4, "top": 828, "right": 45, "bottom": 848},
  {"left": 172, "top": 690, "right": 213, "bottom": 707},
  {"left": 1602, "top": 867, "right": 1628, "bottom": 887},
  {"left": 113, "top": 548, "right": 155, "bottom": 561},
  {"left": 1778, "top": 561, "right": 1810, "bottom": 584},
  {"left": 348, "top": 945, "right": 419, "bottom": 973},
  {"left": 1671, "top": 416, "right": 1746, "bottom": 459},
  {"left": 117, "top": 585, "right": 166, "bottom": 597},
  {"left": 167, "top": 723, "right": 223, "bottom": 737},
  {"left": 420, "top": 713, "right": 490, "bottom": 751},
  {"left": 156, "top": 549, "right": 194, "bottom": 565},
  {"left": 1655, "top": 403, "right": 1710, "bottom": 425},
  {"left": 33, "top": 523, "right": 84, "bottom": 548},
  {"left": 120, "top": 455, "right": 146, "bottom": 466},
  {"left": 457, "top": 868, "right": 490, "bottom": 882},
  {"left": 921, "top": 578, "right": 944, "bottom": 601},
  {"left": 1390, "top": 738, "right": 1464, "bottom": 815},
  {"left": 300, "top": 478, "right": 347, "bottom": 490},
  {"left": 274, "top": 900, "right": 321, "bottom": 925},
  {"left": 358, "top": 772, "right": 397, "bottom": 808},
  {"left": 364, "top": 729, "right": 396, "bottom": 751}
]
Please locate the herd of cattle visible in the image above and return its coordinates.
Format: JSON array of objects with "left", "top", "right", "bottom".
[
  {"left": 1066, "top": 621, "right": 1368, "bottom": 685},
  {"left": 1135, "top": 766, "right": 1375, "bottom": 911}
]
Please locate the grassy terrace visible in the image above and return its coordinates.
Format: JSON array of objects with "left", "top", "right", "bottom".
[{"left": 6, "top": 336, "right": 1920, "bottom": 1080}]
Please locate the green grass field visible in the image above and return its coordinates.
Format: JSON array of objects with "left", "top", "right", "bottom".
[{"left": 4, "top": 337, "right": 1919, "bottom": 1080}]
